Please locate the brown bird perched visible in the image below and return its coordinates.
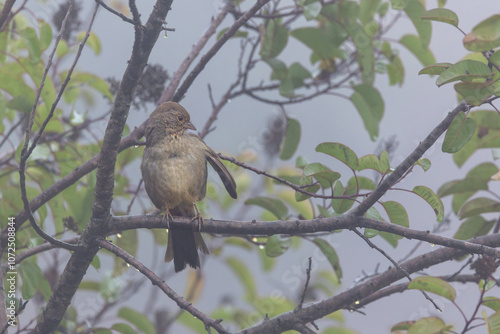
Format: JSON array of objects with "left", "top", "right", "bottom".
[{"left": 141, "top": 102, "right": 237, "bottom": 272}]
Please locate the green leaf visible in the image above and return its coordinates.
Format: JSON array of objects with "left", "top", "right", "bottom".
[
  {"left": 265, "top": 58, "right": 288, "bottom": 80},
  {"left": 291, "top": 27, "right": 340, "bottom": 59},
  {"left": 39, "top": 21, "right": 53, "bottom": 51},
  {"left": 216, "top": 27, "right": 249, "bottom": 40},
  {"left": 260, "top": 20, "right": 288, "bottom": 59},
  {"left": 491, "top": 50, "right": 500, "bottom": 69},
  {"left": 69, "top": 71, "right": 113, "bottom": 101},
  {"left": 415, "top": 158, "right": 431, "bottom": 171},
  {"left": 245, "top": 197, "right": 288, "bottom": 220},
  {"left": 117, "top": 307, "right": 156, "bottom": 334},
  {"left": 413, "top": 186, "right": 444, "bottom": 222},
  {"left": 56, "top": 39, "right": 69, "bottom": 58},
  {"left": 452, "top": 133, "right": 479, "bottom": 167},
  {"left": 316, "top": 142, "right": 359, "bottom": 170},
  {"left": 404, "top": 0, "right": 431, "bottom": 48},
  {"left": 92, "top": 329, "right": 113, "bottom": 334},
  {"left": 348, "top": 176, "right": 376, "bottom": 190},
  {"left": 390, "top": 0, "right": 410, "bottom": 10},
  {"left": 454, "top": 216, "right": 495, "bottom": 240},
  {"left": 483, "top": 297, "right": 500, "bottom": 311},
  {"left": 380, "top": 150, "right": 390, "bottom": 173},
  {"left": 463, "top": 14, "right": 500, "bottom": 51},
  {"left": 226, "top": 257, "right": 256, "bottom": 300},
  {"left": 360, "top": 0, "right": 381, "bottom": 24},
  {"left": 303, "top": 163, "right": 340, "bottom": 188},
  {"left": 438, "top": 162, "right": 498, "bottom": 197},
  {"left": 421, "top": 8, "right": 459, "bottom": 26},
  {"left": 387, "top": 55, "right": 405, "bottom": 86},
  {"left": 77, "top": 31, "right": 101, "bottom": 55},
  {"left": 21, "top": 27, "right": 41, "bottom": 63},
  {"left": 353, "top": 85, "right": 385, "bottom": 118},
  {"left": 352, "top": 84, "right": 384, "bottom": 140},
  {"left": 400, "top": 34, "right": 435, "bottom": 66},
  {"left": 485, "top": 311, "right": 500, "bottom": 334},
  {"left": 452, "top": 191, "right": 474, "bottom": 215},
  {"left": 265, "top": 235, "right": 292, "bottom": 257},
  {"left": 332, "top": 181, "right": 356, "bottom": 214},
  {"left": 288, "top": 62, "right": 312, "bottom": 88},
  {"left": 408, "top": 276, "right": 456, "bottom": 301},
  {"left": 454, "top": 81, "right": 494, "bottom": 106},
  {"left": 112, "top": 323, "right": 137, "bottom": 334},
  {"left": 296, "top": 156, "right": 308, "bottom": 169},
  {"left": 391, "top": 321, "right": 413, "bottom": 331},
  {"left": 280, "top": 117, "right": 301, "bottom": 160},
  {"left": 277, "top": 63, "right": 311, "bottom": 97},
  {"left": 18, "top": 261, "right": 46, "bottom": 299},
  {"left": 442, "top": 112, "right": 476, "bottom": 153},
  {"left": 303, "top": 0, "right": 322, "bottom": 20},
  {"left": 295, "top": 177, "right": 320, "bottom": 202},
  {"left": 313, "top": 238, "right": 342, "bottom": 281},
  {"left": 436, "top": 60, "right": 492, "bottom": 87},
  {"left": 358, "top": 154, "right": 382, "bottom": 173},
  {"left": 382, "top": 201, "right": 409, "bottom": 228},
  {"left": 418, "top": 62, "right": 453, "bottom": 75},
  {"left": 408, "top": 317, "right": 449, "bottom": 334},
  {"left": 459, "top": 197, "right": 500, "bottom": 219},
  {"left": 345, "top": 22, "right": 375, "bottom": 84}
]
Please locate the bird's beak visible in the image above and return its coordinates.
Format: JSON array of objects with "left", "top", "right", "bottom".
[{"left": 184, "top": 121, "right": 196, "bottom": 131}]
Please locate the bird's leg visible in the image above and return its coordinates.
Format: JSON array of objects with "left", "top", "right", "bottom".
[
  {"left": 190, "top": 203, "right": 204, "bottom": 231},
  {"left": 161, "top": 208, "right": 173, "bottom": 229}
]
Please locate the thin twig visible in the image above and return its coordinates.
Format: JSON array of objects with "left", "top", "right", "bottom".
[
  {"left": 95, "top": 0, "right": 136, "bottom": 25},
  {"left": 18, "top": 0, "right": 79, "bottom": 251},
  {"left": 128, "top": 0, "right": 141, "bottom": 25},
  {"left": 126, "top": 179, "right": 143, "bottom": 215},
  {"left": 295, "top": 257, "right": 313, "bottom": 311},
  {"left": 235, "top": 233, "right": 500, "bottom": 334},
  {"left": 0, "top": 299, "right": 28, "bottom": 334},
  {"left": 32, "top": 2, "right": 175, "bottom": 332},
  {"left": 219, "top": 154, "right": 359, "bottom": 200},
  {"left": 351, "top": 101, "right": 468, "bottom": 216},
  {"left": 172, "top": 0, "right": 272, "bottom": 102},
  {"left": 160, "top": 1, "right": 233, "bottom": 103},
  {"left": 350, "top": 227, "right": 442, "bottom": 312},
  {"left": 354, "top": 274, "right": 479, "bottom": 309},
  {"left": 460, "top": 280, "right": 488, "bottom": 333},
  {"left": 97, "top": 239, "right": 229, "bottom": 334}
]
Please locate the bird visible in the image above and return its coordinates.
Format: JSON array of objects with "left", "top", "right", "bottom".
[{"left": 141, "top": 101, "right": 237, "bottom": 272}]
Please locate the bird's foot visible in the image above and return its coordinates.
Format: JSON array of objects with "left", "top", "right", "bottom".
[
  {"left": 191, "top": 204, "right": 204, "bottom": 231},
  {"left": 161, "top": 209, "right": 173, "bottom": 229}
]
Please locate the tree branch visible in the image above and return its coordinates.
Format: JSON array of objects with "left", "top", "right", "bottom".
[
  {"left": 2, "top": 0, "right": 270, "bottom": 249},
  {"left": 110, "top": 215, "right": 500, "bottom": 258},
  {"left": 351, "top": 101, "right": 468, "bottom": 216},
  {"left": 172, "top": 0, "right": 272, "bottom": 102},
  {"left": 18, "top": 0, "right": 80, "bottom": 252},
  {"left": 31, "top": 1, "right": 174, "bottom": 332},
  {"left": 95, "top": 0, "right": 136, "bottom": 25},
  {"left": 159, "top": 1, "right": 232, "bottom": 103},
  {"left": 0, "top": 0, "right": 15, "bottom": 31},
  {"left": 354, "top": 274, "right": 479, "bottom": 309},
  {"left": 97, "top": 239, "right": 229, "bottom": 334},
  {"left": 236, "top": 233, "right": 500, "bottom": 333}
]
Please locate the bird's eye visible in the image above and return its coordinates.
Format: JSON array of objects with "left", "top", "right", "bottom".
[{"left": 177, "top": 115, "right": 184, "bottom": 122}]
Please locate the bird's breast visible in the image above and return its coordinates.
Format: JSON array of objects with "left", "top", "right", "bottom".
[{"left": 141, "top": 136, "right": 208, "bottom": 210}]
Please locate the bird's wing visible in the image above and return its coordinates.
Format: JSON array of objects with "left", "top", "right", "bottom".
[{"left": 204, "top": 146, "right": 237, "bottom": 199}]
